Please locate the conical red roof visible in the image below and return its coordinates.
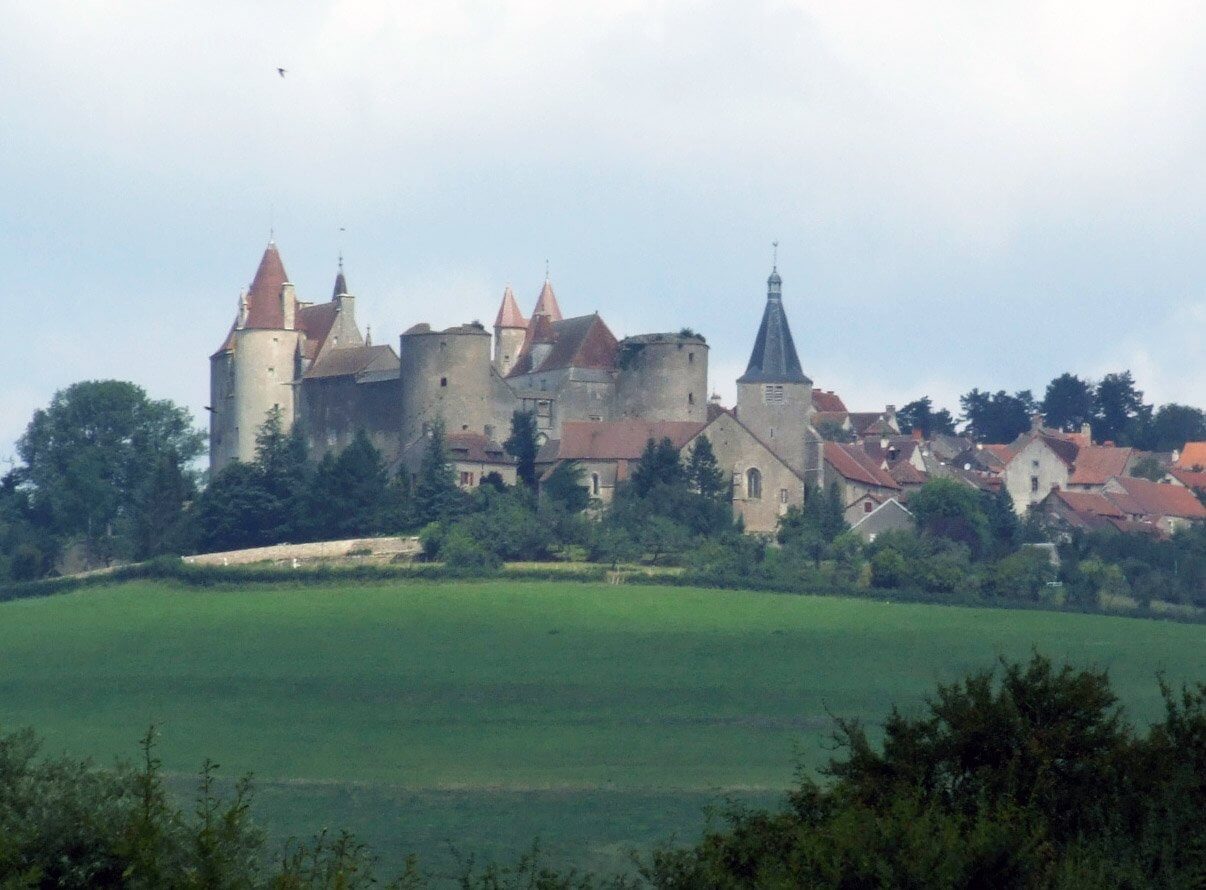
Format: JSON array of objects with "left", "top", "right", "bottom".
[
  {"left": 243, "top": 243, "right": 293, "bottom": 329},
  {"left": 532, "top": 278, "right": 563, "bottom": 321},
  {"left": 494, "top": 286, "right": 527, "bottom": 328}
]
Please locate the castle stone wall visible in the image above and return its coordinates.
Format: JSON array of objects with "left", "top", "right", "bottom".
[{"left": 300, "top": 375, "right": 403, "bottom": 466}]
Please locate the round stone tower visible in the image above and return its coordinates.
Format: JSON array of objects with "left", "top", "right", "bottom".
[
  {"left": 399, "top": 322, "right": 496, "bottom": 445},
  {"left": 615, "top": 332, "right": 709, "bottom": 423}
]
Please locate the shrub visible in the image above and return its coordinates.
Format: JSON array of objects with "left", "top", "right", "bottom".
[{"left": 439, "top": 527, "right": 502, "bottom": 572}]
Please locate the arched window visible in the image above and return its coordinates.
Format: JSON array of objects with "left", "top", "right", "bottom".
[
  {"left": 746, "top": 468, "right": 762, "bottom": 500},
  {"left": 591, "top": 473, "right": 600, "bottom": 496}
]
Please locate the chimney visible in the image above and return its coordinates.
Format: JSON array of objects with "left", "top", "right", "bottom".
[
  {"left": 280, "top": 283, "right": 296, "bottom": 330},
  {"left": 1081, "top": 422, "right": 1092, "bottom": 442},
  {"left": 1030, "top": 412, "right": 1044, "bottom": 432},
  {"left": 911, "top": 427, "right": 924, "bottom": 441},
  {"left": 237, "top": 290, "right": 248, "bottom": 329},
  {"left": 885, "top": 404, "right": 896, "bottom": 417}
]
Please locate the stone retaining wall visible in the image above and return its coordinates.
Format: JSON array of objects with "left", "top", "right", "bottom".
[{"left": 183, "top": 537, "right": 421, "bottom": 567}]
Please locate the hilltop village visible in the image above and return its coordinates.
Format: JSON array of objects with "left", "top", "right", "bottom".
[{"left": 210, "top": 243, "right": 1206, "bottom": 537}]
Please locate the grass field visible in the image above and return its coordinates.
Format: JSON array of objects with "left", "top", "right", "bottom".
[{"left": 0, "top": 580, "right": 1202, "bottom": 877}]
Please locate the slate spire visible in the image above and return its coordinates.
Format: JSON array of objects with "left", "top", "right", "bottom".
[
  {"left": 737, "top": 265, "right": 811, "bottom": 384},
  {"left": 330, "top": 253, "right": 349, "bottom": 297}
]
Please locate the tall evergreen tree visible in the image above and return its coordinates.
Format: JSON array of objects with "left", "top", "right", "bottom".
[
  {"left": 1093, "top": 371, "right": 1149, "bottom": 445},
  {"left": 132, "top": 453, "right": 191, "bottom": 559},
  {"left": 685, "top": 436, "right": 727, "bottom": 501},
  {"left": 252, "top": 407, "right": 310, "bottom": 541},
  {"left": 1040, "top": 373, "right": 1095, "bottom": 433},
  {"left": 630, "top": 437, "right": 685, "bottom": 498},
  {"left": 542, "top": 460, "right": 590, "bottom": 513},
  {"left": 959, "top": 389, "right": 1037, "bottom": 442},
  {"left": 897, "top": 397, "right": 956, "bottom": 437},
  {"left": 504, "top": 410, "right": 539, "bottom": 489},
  {"left": 413, "top": 419, "right": 464, "bottom": 525}
]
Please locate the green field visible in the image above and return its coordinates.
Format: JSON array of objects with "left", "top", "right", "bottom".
[{"left": 0, "top": 580, "right": 1202, "bottom": 877}]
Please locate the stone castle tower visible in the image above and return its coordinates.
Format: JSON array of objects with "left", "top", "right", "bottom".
[{"left": 209, "top": 243, "right": 368, "bottom": 471}]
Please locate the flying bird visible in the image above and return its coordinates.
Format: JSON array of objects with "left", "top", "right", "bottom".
[{"left": 277, "top": 67, "right": 287, "bottom": 78}]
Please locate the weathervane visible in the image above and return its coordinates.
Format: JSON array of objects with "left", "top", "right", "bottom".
[{"left": 772, "top": 240, "right": 778, "bottom": 271}]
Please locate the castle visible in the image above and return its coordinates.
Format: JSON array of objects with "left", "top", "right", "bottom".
[{"left": 210, "top": 242, "right": 831, "bottom": 531}]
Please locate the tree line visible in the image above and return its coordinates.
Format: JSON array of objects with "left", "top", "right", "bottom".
[{"left": 893, "top": 370, "right": 1205, "bottom": 448}]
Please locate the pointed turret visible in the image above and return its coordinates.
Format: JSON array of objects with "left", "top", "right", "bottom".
[
  {"left": 737, "top": 266, "right": 810, "bottom": 385},
  {"left": 494, "top": 285, "right": 527, "bottom": 329},
  {"left": 493, "top": 285, "right": 528, "bottom": 376},
  {"left": 333, "top": 267, "right": 349, "bottom": 298},
  {"left": 243, "top": 242, "right": 293, "bottom": 329},
  {"left": 532, "top": 277, "right": 563, "bottom": 322}
]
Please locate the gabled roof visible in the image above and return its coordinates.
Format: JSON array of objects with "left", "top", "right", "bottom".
[
  {"left": 1068, "top": 446, "right": 1133, "bottom": 486},
  {"left": 1168, "top": 467, "right": 1206, "bottom": 491},
  {"left": 888, "top": 460, "right": 927, "bottom": 485},
  {"left": 303, "top": 344, "right": 399, "bottom": 379},
  {"left": 295, "top": 301, "right": 340, "bottom": 360},
  {"left": 1052, "top": 489, "right": 1126, "bottom": 519},
  {"left": 851, "top": 498, "right": 913, "bottom": 531},
  {"left": 507, "top": 314, "right": 618, "bottom": 377},
  {"left": 243, "top": 242, "right": 292, "bottom": 329},
  {"left": 1105, "top": 476, "right": 1206, "bottom": 520},
  {"left": 494, "top": 286, "right": 527, "bottom": 329},
  {"left": 544, "top": 419, "right": 706, "bottom": 462},
  {"left": 812, "top": 390, "right": 848, "bottom": 413},
  {"left": 811, "top": 411, "right": 851, "bottom": 429},
  {"left": 824, "top": 442, "right": 900, "bottom": 490},
  {"left": 737, "top": 269, "right": 810, "bottom": 385},
  {"left": 445, "top": 432, "right": 515, "bottom": 465},
  {"left": 1176, "top": 442, "right": 1206, "bottom": 470},
  {"left": 532, "top": 279, "right": 563, "bottom": 321},
  {"left": 848, "top": 412, "right": 895, "bottom": 437}
]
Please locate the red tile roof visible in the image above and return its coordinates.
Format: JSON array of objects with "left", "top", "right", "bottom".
[
  {"left": 825, "top": 442, "right": 900, "bottom": 490},
  {"left": 303, "top": 344, "right": 398, "bottom": 379},
  {"left": 1106, "top": 476, "right": 1206, "bottom": 520},
  {"left": 1169, "top": 467, "right": 1206, "bottom": 491},
  {"left": 243, "top": 243, "right": 292, "bottom": 329},
  {"left": 889, "top": 460, "right": 927, "bottom": 485},
  {"left": 508, "top": 314, "right": 618, "bottom": 377},
  {"left": 811, "top": 411, "right": 849, "bottom": 429},
  {"left": 494, "top": 286, "right": 527, "bottom": 329},
  {"left": 549, "top": 420, "right": 706, "bottom": 461},
  {"left": 1177, "top": 442, "right": 1206, "bottom": 470},
  {"left": 1069, "top": 446, "right": 1133, "bottom": 486},
  {"left": 295, "top": 301, "right": 339, "bottom": 359},
  {"left": 1053, "top": 490, "right": 1126, "bottom": 519},
  {"left": 812, "top": 390, "right": 848, "bottom": 412},
  {"left": 532, "top": 279, "right": 563, "bottom": 321},
  {"left": 446, "top": 432, "right": 515, "bottom": 465}
]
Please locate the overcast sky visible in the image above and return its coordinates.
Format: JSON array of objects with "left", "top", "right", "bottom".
[{"left": 3, "top": 0, "right": 1204, "bottom": 461}]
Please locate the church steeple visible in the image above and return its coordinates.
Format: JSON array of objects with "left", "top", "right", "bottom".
[
  {"left": 737, "top": 264, "right": 810, "bottom": 385},
  {"left": 332, "top": 255, "right": 349, "bottom": 298}
]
